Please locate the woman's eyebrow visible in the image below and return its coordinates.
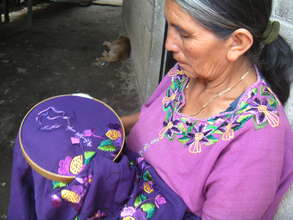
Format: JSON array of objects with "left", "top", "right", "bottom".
[{"left": 172, "top": 24, "right": 188, "bottom": 34}]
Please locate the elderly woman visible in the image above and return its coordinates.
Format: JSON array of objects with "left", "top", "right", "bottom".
[
  {"left": 123, "top": 0, "right": 293, "bottom": 219},
  {"left": 8, "top": 0, "right": 293, "bottom": 220}
]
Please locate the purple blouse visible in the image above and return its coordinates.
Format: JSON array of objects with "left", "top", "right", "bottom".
[{"left": 127, "top": 64, "right": 293, "bottom": 220}]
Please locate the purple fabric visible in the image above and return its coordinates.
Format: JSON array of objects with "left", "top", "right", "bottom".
[
  {"left": 20, "top": 95, "right": 123, "bottom": 176},
  {"left": 127, "top": 64, "right": 293, "bottom": 220},
  {"left": 8, "top": 138, "right": 135, "bottom": 220},
  {"left": 8, "top": 140, "right": 201, "bottom": 219},
  {"left": 8, "top": 94, "right": 201, "bottom": 220}
]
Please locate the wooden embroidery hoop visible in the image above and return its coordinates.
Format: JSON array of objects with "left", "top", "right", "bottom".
[{"left": 18, "top": 94, "right": 125, "bottom": 183}]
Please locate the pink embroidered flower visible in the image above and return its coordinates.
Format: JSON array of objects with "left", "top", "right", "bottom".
[
  {"left": 155, "top": 195, "right": 167, "bottom": 208},
  {"left": 58, "top": 156, "right": 72, "bottom": 175},
  {"left": 71, "top": 137, "right": 80, "bottom": 144},
  {"left": 120, "top": 206, "right": 136, "bottom": 217},
  {"left": 83, "top": 129, "right": 93, "bottom": 137}
]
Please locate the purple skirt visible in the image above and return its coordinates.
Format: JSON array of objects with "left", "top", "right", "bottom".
[{"left": 8, "top": 142, "right": 201, "bottom": 220}]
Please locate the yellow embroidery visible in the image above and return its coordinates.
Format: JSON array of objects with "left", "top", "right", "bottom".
[
  {"left": 61, "top": 189, "right": 81, "bottom": 204},
  {"left": 189, "top": 133, "right": 204, "bottom": 154},
  {"left": 143, "top": 182, "right": 154, "bottom": 194},
  {"left": 162, "top": 93, "right": 176, "bottom": 105},
  {"left": 258, "top": 105, "right": 280, "bottom": 127},
  {"left": 222, "top": 123, "right": 235, "bottom": 141},
  {"left": 70, "top": 155, "right": 84, "bottom": 175},
  {"left": 159, "top": 121, "right": 174, "bottom": 139},
  {"left": 122, "top": 217, "right": 135, "bottom": 220},
  {"left": 105, "top": 129, "right": 121, "bottom": 141}
]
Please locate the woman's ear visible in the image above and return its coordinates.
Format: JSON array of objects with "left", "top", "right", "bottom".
[{"left": 226, "top": 28, "right": 254, "bottom": 62}]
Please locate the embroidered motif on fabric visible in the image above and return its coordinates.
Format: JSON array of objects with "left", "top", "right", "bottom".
[
  {"left": 51, "top": 151, "right": 95, "bottom": 209},
  {"left": 37, "top": 107, "right": 123, "bottom": 154},
  {"left": 139, "top": 64, "right": 281, "bottom": 156},
  {"left": 120, "top": 158, "right": 167, "bottom": 220},
  {"left": 39, "top": 106, "right": 123, "bottom": 215},
  {"left": 97, "top": 123, "right": 123, "bottom": 154}
]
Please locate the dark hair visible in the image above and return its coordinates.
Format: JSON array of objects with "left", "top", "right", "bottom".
[{"left": 176, "top": 0, "right": 293, "bottom": 104}]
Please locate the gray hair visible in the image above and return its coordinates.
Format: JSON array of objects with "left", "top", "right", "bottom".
[{"left": 175, "top": 0, "right": 249, "bottom": 36}]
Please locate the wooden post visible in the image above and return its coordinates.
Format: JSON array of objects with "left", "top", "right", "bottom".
[{"left": 27, "top": 0, "right": 32, "bottom": 27}]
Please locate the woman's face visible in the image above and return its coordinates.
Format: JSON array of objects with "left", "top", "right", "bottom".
[{"left": 165, "top": 0, "right": 230, "bottom": 80}]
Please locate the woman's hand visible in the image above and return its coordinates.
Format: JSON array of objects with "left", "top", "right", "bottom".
[{"left": 120, "top": 112, "right": 140, "bottom": 134}]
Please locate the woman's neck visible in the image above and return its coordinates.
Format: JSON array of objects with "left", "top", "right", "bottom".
[{"left": 182, "top": 60, "right": 257, "bottom": 119}]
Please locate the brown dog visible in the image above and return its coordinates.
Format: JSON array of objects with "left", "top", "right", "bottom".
[{"left": 97, "top": 36, "right": 131, "bottom": 62}]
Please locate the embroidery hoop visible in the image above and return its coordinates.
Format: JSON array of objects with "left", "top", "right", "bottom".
[{"left": 18, "top": 94, "right": 125, "bottom": 183}]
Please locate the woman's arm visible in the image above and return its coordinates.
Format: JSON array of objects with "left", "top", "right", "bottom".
[{"left": 121, "top": 112, "right": 140, "bottom": 134}]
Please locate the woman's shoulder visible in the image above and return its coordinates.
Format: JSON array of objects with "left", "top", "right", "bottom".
[
  {"left": 231, "top": 76, "right": 288, "bottom": 130},
  {"left": 142, "top": 64, "right": 183, "bottom": 108}
]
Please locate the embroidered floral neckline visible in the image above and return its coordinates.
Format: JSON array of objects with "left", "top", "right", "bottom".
[{"left": 140, "top": 64, "right": 281, "bottom": 156}]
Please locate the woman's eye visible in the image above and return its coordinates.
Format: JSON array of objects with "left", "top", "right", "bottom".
[
  {"left": 174, "top": 25, "right": 189, "bottom": 38},
  {"left": 179, "top": 32, "right": 189, "bottom": 38}
]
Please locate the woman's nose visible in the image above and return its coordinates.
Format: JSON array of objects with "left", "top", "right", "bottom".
[{"left": 165, "top": 27, "right": 180, "bottom": 53}]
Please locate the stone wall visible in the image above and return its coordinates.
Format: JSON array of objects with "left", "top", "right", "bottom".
[
  {"left": 122, "top": 0, "right": 165, "bottom": 103},
  {"left": 272, "top": 0, "right": 293, "bottom": 126}
]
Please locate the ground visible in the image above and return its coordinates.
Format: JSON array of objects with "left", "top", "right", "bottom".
[{"left": 0, "top": 3, "right": 140, "bottom": 217}]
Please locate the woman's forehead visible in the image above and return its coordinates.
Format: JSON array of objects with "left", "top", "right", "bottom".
[{"left": 164, "top": 0, "right": 193, "bottom": 22}]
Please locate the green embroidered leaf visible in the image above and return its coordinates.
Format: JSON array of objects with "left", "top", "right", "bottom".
[
  {"left": 261, "top": 86, "right": 274, "bottom": 97},
  {"left": 260, "top": 86, "right": 266, "bottom": 95},
  {"left": 173, "top": 80, "right": 181, "bottom": 89},
  {"left": 180, "top": 117, "right": 189, "bottom": 123},
  {"left": 52, "top": 181, "right": 67, "bottom": 189},
  {"left": 206, "top": 125, "right": 218, "bottom": 132},
  {"left": 166, "top": 88, "right": 171, "bottom": 96},
  {"left": 268, "top": 97, "right": 277, "bottom": 108},
  {"left": 206, "top": 135, "right": 218, "bottom": 145},
  {"left": 237, "top": 114, "right": 253, "bottom": 124},
  {"left": 237, "top": 103, "right": 250, "bottom": 114},
  {"left": 251, "top": 88, "right": 258, "bottom": 95},
  {"left": 84, "top": 151, "right": 96, "bottom": 165},
  {"left": 141, "top": 203, "right": 156, "bottom": 219},
  {"left": 207, "top": 118, "right": 217, "bottom": 124},
  {"left": 224, "top": 114, "right": 233, "bottom": 119},
  {"left": 233, "top": 115, "right": 253, "bottom": 131},
  {"left": 74, "top": 216, "right": 80, "bottom": 220},
  {"left": 134, "top": 194, "right": 148, "bottom": 208},
  {"left": 178, "top": 136, "right": 191, "bottom": 144},
  {"left": 177, "top": 123, "right": 186, "bottom": 133},
  {"left": 97, "top": 140, "right": 116, "bottom": 152},
  {"left": 99, "top": 139, "right": 113, "bottom": 147},
  {"left": 233, "top": 125, "right": 241, "bottom": 131},
  {"left": 187, "top": 125, "right": 193, "bottom": 133},
  {"left": 253, "top": 120, "right": 268, "bottom": 130},
  {"left": 143, "top": 170, "right": 153, "bottom": 182},
  {"left": 213, "top": 129, "right": 223, "bottom": 135},
  {"left": 98, "top": 145, "right": 116, "bottom": 152},
  {"left": 165, "top": 111, "right": 172, "bottom": 121},
  {"left": 170, "top": 83, "right": 175, "bottom": 90}
]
